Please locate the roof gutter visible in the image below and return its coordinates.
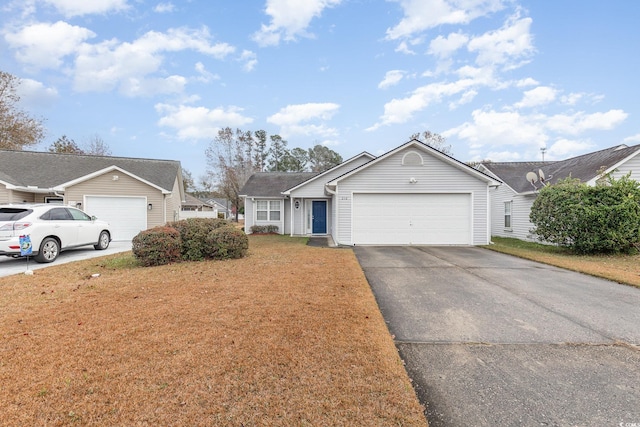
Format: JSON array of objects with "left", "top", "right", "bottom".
[{"left": 8, "top": 185, "right": 61, "bottom": 194}]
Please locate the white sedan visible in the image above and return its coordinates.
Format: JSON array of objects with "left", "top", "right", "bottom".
[{"left": 0, "top": 204, "right": 111, "bottom": 263}]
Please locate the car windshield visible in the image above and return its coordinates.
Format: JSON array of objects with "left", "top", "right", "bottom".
[{"left": 0, "top": 208, "right": 32, "bottom": 221}]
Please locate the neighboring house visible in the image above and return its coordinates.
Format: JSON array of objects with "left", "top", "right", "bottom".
[
  {"left": 479, "top": 144, "right": 640, "bottom": 241},
  {"left": 0, "top": 150, "right": 185, "bottom": 240},
  {"left": 240, "top": 139, "right": 501, "bottom": 246},
  {"left": 205, "top": 198, "right": 232, "bottom": 219}
]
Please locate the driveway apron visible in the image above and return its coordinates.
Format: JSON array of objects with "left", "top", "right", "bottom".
[{"left": 354, "top": 246, "right": 640, "bottom": 427}]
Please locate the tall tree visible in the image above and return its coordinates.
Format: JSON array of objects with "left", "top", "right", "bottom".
[
  {"left": 84, "top": 134, "right": 112, "bottom": 156},
  {"left": 308, "top": 144, "right": 343, "bottom": 172},
  {"left": 48, "top": 135, "right": 84, "bottom": 154},
  {"left": 0, "top": 71, "right": 46, "bottom": 150},
  {"left": 411, "top": 131, "right": 452, "bottom": 156},
  {"left": 253, "top": 129, "right": 268, "bottom": 172},
  {"left": 205, "top": 127, "right": 257, "bottom": 221},
  {"left": 267, "top": 134, "right": 288, "bottom": 172},
  {"left": 282, "top": 147, "right": 309, "bottom": 172}
]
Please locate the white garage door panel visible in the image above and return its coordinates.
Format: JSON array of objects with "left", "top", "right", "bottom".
[
  {"left": 85, "top": 196, "right": 147, "bottom": 241},
  {"left": 353, "top": 193, "right": 471, "bottom": 245}
]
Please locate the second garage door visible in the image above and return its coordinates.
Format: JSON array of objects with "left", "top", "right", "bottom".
[
  {"left": 352, "top": 193, "right": 471, "bottom": 245},
  {"left": 85, "top": 196, "right": 147, "bottom": 241}
]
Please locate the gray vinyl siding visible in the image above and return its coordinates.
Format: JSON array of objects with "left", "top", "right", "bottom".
[
  {"left": 245, "top": 197, "right": 288, "bottom": 234},
  {"left": 66, "top": 171, "right": 166, "bottom": 229},
  {"left": 609, "top": 154, "right": 640, "bottom": 181},
  {"left": 165, "top": 177, "right": 182, "bottom": 223},
  {"left": 489, "top": 186, "right": 538, "bottom": 241},
  {"left": 334, "top": 148, "right": 490, "bottom": 245},
  {"left": 0, "top": 187, "right": 8, "bottom": 204}
]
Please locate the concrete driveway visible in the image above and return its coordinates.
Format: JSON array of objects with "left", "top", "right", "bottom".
[
  {"left": 0, "top": 241, "right": 132, "bottom": 278},
  {"left": 354, "top": 246, "right": 640, "bottom": 427}
]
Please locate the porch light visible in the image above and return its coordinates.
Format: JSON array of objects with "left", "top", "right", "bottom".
[
  {"left": 76, "top": 202, "right": 82, "bottom": 209},
  {"left": 148, "top": 203, "right": 153, "bottom": 210}
]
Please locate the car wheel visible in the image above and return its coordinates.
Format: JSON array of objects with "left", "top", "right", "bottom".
[
  {"left": 94, "top": 231, "right": 110, "bottom": 250},
  {"left": 34, "top": 237, "right": 60, "bottom": 263}
]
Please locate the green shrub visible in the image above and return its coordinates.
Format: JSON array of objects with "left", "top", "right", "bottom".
[
  {"left": 530, "top": 175, "right": 640, "bottom": 254},
  {"left": 167, "top": 218, "right": 232, "bottom": 261},
  {"left": 206, "top": 226, "right": 249, "bottom": 260},
  {"left": 132, "top": 226, "right": 182, "bottom": 266},
  {"left": 250, "top": 225, "right": 279, "bottom": 234}
]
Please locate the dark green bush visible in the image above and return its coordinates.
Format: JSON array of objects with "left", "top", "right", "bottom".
[
  {"left": 530, "top": 175, "right": 640, "bottom": 254},
  {"left": 132, "top": 226, "right": 182, "bottom": 266},
  {"left": 206, "top": 226, "right": 249, "bottom": 260},
  {"left": 167, "top": 218, "right": 232, "bottom": 261}
]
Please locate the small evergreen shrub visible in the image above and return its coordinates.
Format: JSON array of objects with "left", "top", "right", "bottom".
[
  {"left": 167, "top": 218, "right": 232, "bottom": 261},
  {"left": 132, "top": 226, "right": 182, "bottom": 266},
  {"left": 206, "top": 226, "right": 249, "bottom": 260},
  {"left": 250, "top": 225, "right": 279, "bottom": 234}
]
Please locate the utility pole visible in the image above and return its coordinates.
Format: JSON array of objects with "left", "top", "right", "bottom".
[{"left": 540, "top": 147, "right": 547, "bottom": 162}]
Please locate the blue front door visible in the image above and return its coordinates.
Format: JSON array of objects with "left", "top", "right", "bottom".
[{"left": 312, "top": 201, "right": 327, "bottom": 234}]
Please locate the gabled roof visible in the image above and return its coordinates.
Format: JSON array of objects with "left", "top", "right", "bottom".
[
  {"left": 327, "top": 139, "right": 501, "bottom": 186},
  {"left": 0, "top": 149, "right": 181, "bottom": 192},
  {"left": 482, "top": 144, "right": 640, "bottom": 194},
  {"left": 240, "top": 172, "right": 318, "bottom": 198},
  {"left": 182, "top": 193, "right": 214, "bottom": 207},
  {"left": 282, "top": 151, "right": 375, "bottom": 195}
]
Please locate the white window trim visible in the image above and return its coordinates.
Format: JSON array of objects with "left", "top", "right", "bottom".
[
  {"left": 256, "top": 199, "right": 281, "bottom": 222},
  {"left": 504, "top": 200, "right": 513, "bottom": 230}
]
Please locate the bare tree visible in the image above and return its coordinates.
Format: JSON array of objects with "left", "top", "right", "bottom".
[
  {"left": 0, "top": 71, "right": 46, "bottom": 150},
  {"left": 411, "top": 130, "right": 453, "bottom": 156},
  {"left": 205, "top": 127, "right": 257, "bottom": 221},
  {"left": 84, "top": 134, "right": 112, "bottom": 156},
  {"left": 48, "top": 135, "right": 84, "bottom": 154},
  {"left": 182, "top": 168, "right": 195, "bottom": 192}
]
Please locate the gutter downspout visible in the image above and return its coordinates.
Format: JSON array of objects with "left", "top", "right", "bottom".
[{"left": 290, "top": 197, "right": 294, "bottom": 237}]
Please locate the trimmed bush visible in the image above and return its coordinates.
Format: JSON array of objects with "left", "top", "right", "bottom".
[
  {"left": 132, "top": 226, "right": 182, "bottom": 266},
  {"left": 167, "top": 218, "right": 232, "bottom": 261},
  {"left": 206, "top": 226, "right": 249, "bottom": 260},
  {"left": 250, "top": 225, "right": 279, "bottom": 234}
]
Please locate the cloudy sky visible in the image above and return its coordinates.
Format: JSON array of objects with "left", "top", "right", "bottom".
[{"left": 2, "top": 0, "right": 639, "bottom": 179}]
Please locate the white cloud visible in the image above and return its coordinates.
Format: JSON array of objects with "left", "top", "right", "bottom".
[
  {"left": 155, "top": 103, "right": 253, "bottom": 140},
  {"left": 378, "top": 70, "right": 405, "bottom": 89},
  {"left": 15, "top": 78, "right": 59, "bottom": 108},
  {"left": 428, "top": 31, "right": 469, "bottom": 58},
  {"left": 73, "top": 27, "right": 235, "bottom": 95},
  {"left": 368, "top": 79, "right": 476, "bottom": 130},
  {"left": 545, "top": 110, "right": 628, "bottom": 135},
  {"left": 267, "top": 102, "right": 340, "bottom": 137},
  {"left": 42, "top": 0, "right": 129, "bottom": 17},
  {"left": 386, "top": 0, "right": 507, "bottom": 41},
  {"left": 238, "top": 50, "right": 258, "bottom": 72},
  {"left": 623, "top": 134, "right": 640, "bottom": 143},
  {"left": 515, "top": 77, "right": 539, "bottom": 87},
  {"left": 514, "top": 86, "right": 557, "bottom": 109},
  {"left": 4, "top": 21, "right": 95, "bottom": 69},
  {"left": 252, "top": 0, "right": 342, "bottom": 46},
  {"left": 467, "top": 15, "right": 534, "bottom": 68},
  {"left": 154, "top": 2, "right": 175, "bottom": 13},
  {"left": 546, "top": 138, "right": 596, "bottom": 159},
  {"left": 194, "top": 62, "right": 219, "bottom": 83}
]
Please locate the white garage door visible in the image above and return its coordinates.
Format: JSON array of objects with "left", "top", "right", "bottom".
[
  {"left": 352, "top": 193, "right": 471, "bottom": 245},
  {"left": 85, "top": 196, "right": 147, "bottom": 241}
]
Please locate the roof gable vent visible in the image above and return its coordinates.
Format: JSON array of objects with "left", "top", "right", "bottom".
[{"left": 402, "top": 151, "right": 423, "bottom": 166}]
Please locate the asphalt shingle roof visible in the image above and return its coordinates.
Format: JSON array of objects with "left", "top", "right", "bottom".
[
  {"left": 240, "top": 172, "right": 319, "bottom": 197},
  {"left": 483, "top": 144, "right": 640, "bottom": 193},
  {"left": 0, "top": 150, "right": 181, "bottom": 191}
]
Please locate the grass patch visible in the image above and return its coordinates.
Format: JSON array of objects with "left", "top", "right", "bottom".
[
  {"left": 0, "top": 234, "right": 427, "bottom": 426},
  {"left": 485, "top": 236, "right": 640, "bottom": 288}
]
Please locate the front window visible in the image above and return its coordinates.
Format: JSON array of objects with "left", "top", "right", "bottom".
[
  {"left": 504, "top": 201, "right": 512, "bottom": 229},
  {"left": 256, "top": 200, "right": 281, "bottom": 221}
]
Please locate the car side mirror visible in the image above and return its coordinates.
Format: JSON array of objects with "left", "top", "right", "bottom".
[{"left": 91, "top": 215, "right": 97, "bottom": 221}]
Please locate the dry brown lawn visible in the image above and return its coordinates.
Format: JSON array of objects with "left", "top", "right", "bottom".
[
  {"left": 486, "top": 237, "right": 640, "bottom": 288},
  {"left": 0, "top": 235, "right": 427, "bottom": 426}
]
